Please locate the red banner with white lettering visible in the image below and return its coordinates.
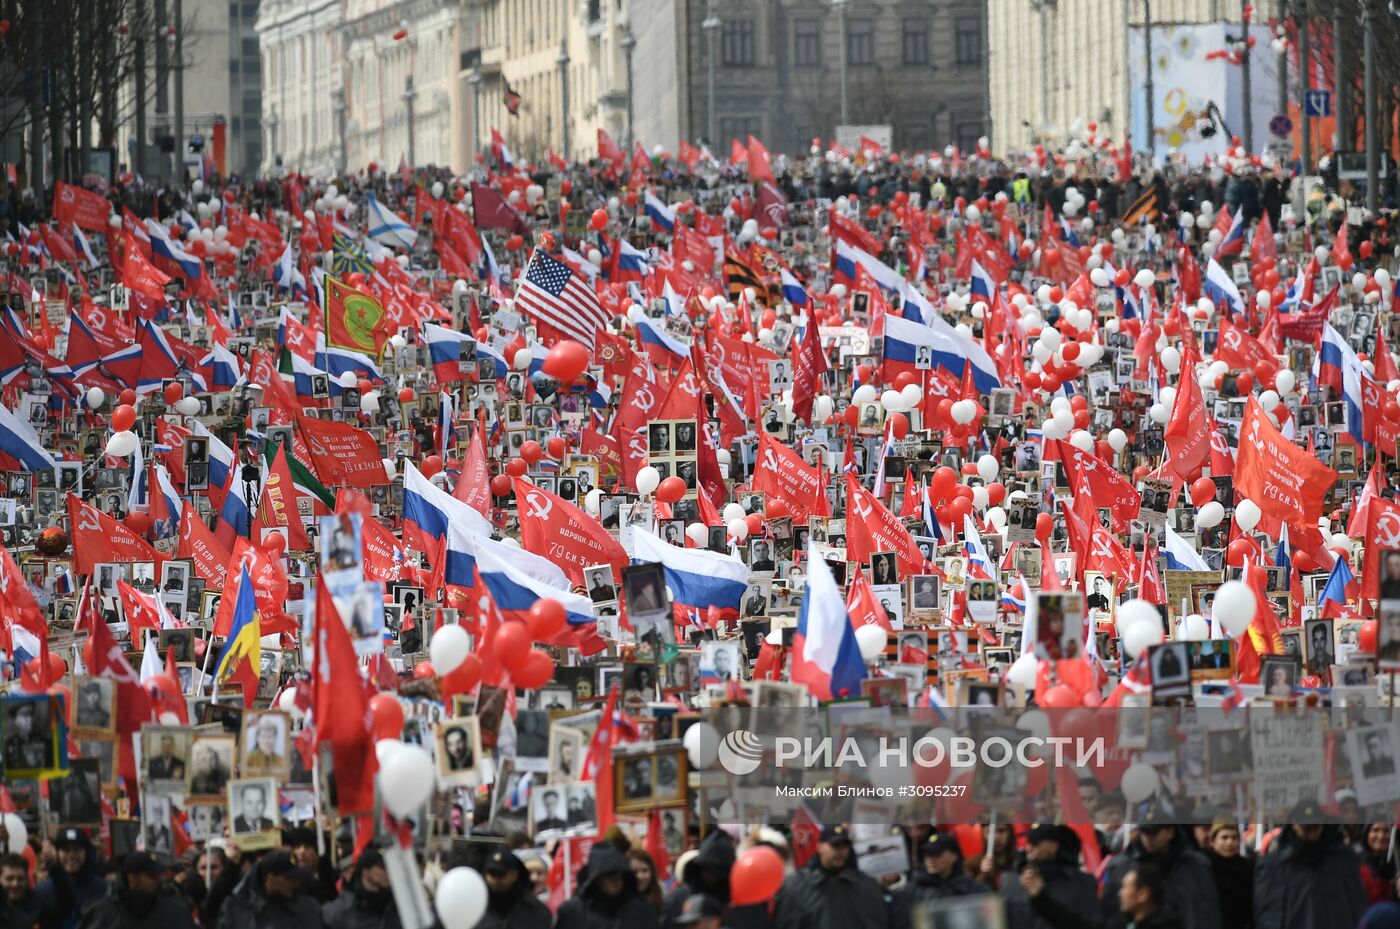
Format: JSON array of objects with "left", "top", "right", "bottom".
[
  {"left": 752, "top": 432, "right": 828, "bottom": 524},
  {"left": 177, "top": 507, "right": 231, "bottom": 590},
  {"left": 296, "top": 415, "right": 390, "bottom": 488},
  {"left": 52, "top": 181, "right": 112, "bottom": 232},
  {"left": 1235, "top": 397, "right": 1336, "bottom": 528},
  {"left": 67, "top": 494, "right": 162, "bottom": 578},
  {"left": 1056, "top": 443, "right": 1142, "bottom": 533},
  {"left": 512, "top": 477, "right": 627, "bottom": 586},
  {"left": 845, "top": 475, "right": 930, "bottom": 577}
]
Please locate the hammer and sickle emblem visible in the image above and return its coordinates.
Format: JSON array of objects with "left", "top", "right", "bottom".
[
  {"left": 524, "top": 491, "right": 553, "bottom": 520},
  {"left": 680, "top": 374, "right": 699, "bottom": 396},
  {"left": 853, "top": 491, "right": 874, "bottom": 520},
  {"left": 762, "top": 448, "right": 780, "bottom": 471},
  {"left": 635, "top": 385, "right": 655, "bottom": 409},
  {"left": 1222, "top": 329, "right": 1241, "bottom": 351},
  {"left": 1378, "top": 512, "right": 1400, "bottom": 549}
]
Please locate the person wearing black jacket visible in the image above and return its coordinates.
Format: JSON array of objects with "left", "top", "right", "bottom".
[
  {"left": 322, "top": 850, "right": 400, "bottom": 929},
  {"left": 219, "top": 851, "right": 325, "bottom": 929},
  {"left": 475, "top": 850, "right": 549, "bottom": 929},
  {"left": 999, "top": 824, "right": 1100, "bottom": 929},
  {"left": 0, "top": 853, "right": 41, "bottom": 929},
  {"left": 1106, "top": 862, "right": 1179, "bottom": 929},
  {"left": 1253, "top": 804, "right": 1366, "bottom": 929},
  {"left": 1100, "top": 817, "right": 1219, "bottom": 929},
  {"left": 662, "top": 830, "right": 735, "bottom": 929},
  {"left": 36, "top": 829, "right": 111, "bottom": 929},
  {"left": 773, "top": 825, "right": 889, "bottom": 929},
  {"left": 75, "top": 852, "right": 196, "bottom": 929},
  {"left": 289, "top": 828, "right": 340, "bottom": 906},
  {"left": 553, "top": 844, "right": 659, "bottom": 929},
  {"left": 1204, "top": 820, "right": 1252, "bottom": 929},
  {"left": 892, "top": 833, "right": 990, "bottom": 929}
]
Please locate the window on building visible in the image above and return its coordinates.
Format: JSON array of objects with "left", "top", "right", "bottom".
[
  {"left": 718, "top": 116, "right": 762, "bottom": 149},
  {"left": 847, "top": 17, "right": 874, "bottom": 66},
  {"left": 587, "top": 0, "right": 601, "bottom": 23},
  {"left": 904, "top": 123, "right": 930, "bottom": 152},
  {"left": 902, "top": 19, "right": 928, "bottom": 66},
  {"left": 956, "top": 120, "right": 984, "bottom": 155},
  {"left": 241, "top": 36, "right": 258, "bottom": 59},
  {"left": 793, "top": 18, "right": 821, "bottom": 67},
  {"left": 955, "top": 16, "right": 982, "bottom": 66},
  {"left": 721, "top": 19, "right": 755, "bottom": 67}
]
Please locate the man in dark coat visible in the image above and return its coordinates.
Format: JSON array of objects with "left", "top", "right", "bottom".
[
  {"left": 662, "top": 829, "right": 735, "bottom": 929},
  {"left": 1100, "top": 816, "right": 1220, "bottom": 929},
  {"left": 553, "top": 844, "right": 659, "bottom": 929},
  {"left": 219, "top": 851, "right": 325, "bottom": 929},
  {"left": 76, "top": 852, "right": 196, "bottom": 929},
  {"left": 773, "top": 825, "right": 889, "bottom": 929},
  {"left": 1106, "top": 862, "right": 1180, "bottom": 929},
  {"left": 0, "top": 853, "right": 42, "bottom": 929},
  {"left": 1253, "top": 803, "right": 1366, "bottom": 929},
  {"left": 321, "top": 850, "right": 400, "bottom": 929},
  {"left": 892, "top": 833, "right": 990, "bottom": 929},
  {"left": 999, "top": 824, "right": 1101, "bottom": 929},
  {"left": 476, "top": 850, "right": 550, "bottom": 929},
  {"left": 36, "top": 829, "right": 111, "bottom": 929}
]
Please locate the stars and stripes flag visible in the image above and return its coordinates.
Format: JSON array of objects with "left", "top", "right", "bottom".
[{"left": 515, "top": 249, "right": 610, "bottom": 350}]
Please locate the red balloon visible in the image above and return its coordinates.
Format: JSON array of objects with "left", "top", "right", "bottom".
[
  {"left": 520, "top": 441, "right": 544, "bottom": 464},
  {"left": 1040, "top": 684, "right": 1077, "bottom": 708},
  {"left": 506, "top": 458, "right": 528, "bottom": 477},
  {"left": 543, "top": 341, "right": 591, "bottom": 381},
  {"left": 893, "top": 372, "right": 918, "bottom": 391},
  {"left": 1190, "top": 477, "right": 1217, "bottom": 508},
  {"left": 163, "top": 382, "right": 183, "bottom": 404},
  {"left": 538, "top": 231, "right": 557, "bottom": 250},
  {"left": 112, "top": 404, "right": 137, "bottom": 432},
  {"left": 398, "top": 387, "right": 415, "bottom": 402},
  {"left": 1226, "top": 538, "right": 1255, "bottom": 567},
  {"left": 1035, "top": 512, "right": 1054, "bottom": 542},
  {"left": 986, "top": 482, "right": 1006, "bottom": 506},
  {"left": 1293, "top": 550, "right": 1317, "bottom": 574},
  {"left": 745, "top": 513, "right": 764, "bottom": 536},
  {"left": 119, "top": 389, "right": 137, "bottom": 406},
  {"left": 766, "top": 499, "right": 790, "bottom": 520},
  {"left": 512, "top": 649, "right": 555, "bottom": 689},
  {"left": 262, "top": 530, "right": 286, "bottom": 554},
  {"left": 589, "top": 209, "right": 609, "bottom": 232},
  {"left": 125, "top": 511, "right": 152, "bottom": 534},
  {"left": 413, "top": 661, "right": 436, "bottom": 680},
  {"left": 888, "top": 412, "right": 909, "bottom": 440},
  {"left": 547, "top": 436, "right": 567, "bottom": 459},
  {"left": 369, "top": 693, "right": 405, "bottom": 741},
  {"left": 932, "top": 466, "right": 958, "bottom": 500},
  {"left": 1360, "top": 620, "right": 1378, "bottom": 655},
  {"left": 441, "top": 654, "right": 483, "bottom": 693},
  {"left": 948, "top": 497, "right": 972, "bottom": 523},
  {"left": 528, "top": 599, "right": 567, "bottom": 640},
  {"left": 490, "top": 474, "right": 513, "bottom": 497},
  {"left": 730, "top": 846, "right": 785, "bottom": 906},
  {"left": 421, "top": 455, "right": 444, "bottom": 478},
  {"left": 1236, "top": 371, "right": 1255, "bottom": 394},
  {"left": 657, "top": 476, "right": 687, "bottom": 504},
  {"left": 494, "top": 621, "right": 532, "bottom": 672},
  {"left": 505, "top": 234, "right": 525, "bottom": 251}
]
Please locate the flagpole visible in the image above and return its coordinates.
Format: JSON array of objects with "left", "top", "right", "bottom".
[{"left": 202, "top": 637, "right": 218, "bottom": 702}]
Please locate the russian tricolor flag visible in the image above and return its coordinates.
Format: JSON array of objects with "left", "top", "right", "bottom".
[
  {"left": 615, "top": 239, "right": 651, "bottom": 282},
  {"left": 192, "top": 422, "right": 235, "bottom": 493},
  {"left": 636, "top": 315, "right": 690, "bottom": 365},
  {"left": 469, "top": 540, "right": 595, "bottom": 627},
  {"left": 289, "top": 353, "right": 340, "bottom": 399},
  {"left": 402, "top": 460, "right": 493, "bottom": 560},
  {"left": 962, "top": 513, "right": 995, "bottom": 580},
  {"left": 213, "top": 462, "right": 252, "bottom": 549},
  {"left": 423, "top": 322, "right": 476, "bottom": 384},
  {"left": 1216, "top": 211, "right": 1246, "bottom": 258},
  {"left": 1203, "top": 258, "right": 1244, "bottom": 317},
  {"left": 1164, "top": 526, "right": 1211, "bottom": 571},
  {"left": 1319, "top": 555, "right": 1359, "bottom": 614},
  {"left": 644, "top": 190, "right": 676, "bottom": 233},
  {"left": 443, "top": 517, "right": 570, "bottom": 593},
  {"left": 970, "top": 259, "right": 996, "bottom": 304},
  {"left": 1315, "top": 323, "right": 1366, "bottom": 445},
  {"left": 633, "top": 527, "right": 749, "bottom": 624},
  {"left": 883, "top": 312, "right": 1001, "bottom": 392},
  {"left": 790, "top": 542, "right": 866, "bottom": 701},
  {"left": 145, "top": 218, "right": 204, "bottom": 281},
  {"left": 0, "top": 402, "right": 56, "bottom": 471},
  {"left": 201, "top": 342, "right": 243, "bottom": 390},
  {"left": 317, "top": 343, "right": 383, "bottom": 384},
  {"left": 780, "top": 267, "right": 810, "bottom": 308},
  {"left": 833, "top": 239, "right": 903, "bottom": 293}
]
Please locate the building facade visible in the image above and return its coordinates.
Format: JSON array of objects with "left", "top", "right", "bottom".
[
  {"left": 256, "top": 0, "right": 341, "bottom": 177},
  {"left": 986, "top": 0, "right": 1219, "bottom": 153}
]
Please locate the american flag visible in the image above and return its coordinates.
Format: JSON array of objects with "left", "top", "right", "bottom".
[{"left": 515, "top": 250, "right": 610, "bottom": 349}]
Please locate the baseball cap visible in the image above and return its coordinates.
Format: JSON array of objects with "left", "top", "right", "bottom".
[
  {"left": 1025, "top": 823, "right": 1063, "bottom": 845},
  {"left": 819, "top": 824, "right": 852, "bottom": 845},
  {"left": 122, "top": 851, "right": 163, "bottom": 877},
  {"left": 258, "top": 850, "right": 308, "bottom": 879},
  {"left": 675, "top": 894, "right": 725, "bottom": 926},
  {"left": 920, "top": 833, "right": 961, "bottom": 859},
  {"left": 483, "top": 850, "right": 516, "bottom": 875},
  {"left": 55, "top": 828, "right": 87, "bottom": 849},
  {"left": 1290, "top": 800, "right": 1326, "bottom": 825}
]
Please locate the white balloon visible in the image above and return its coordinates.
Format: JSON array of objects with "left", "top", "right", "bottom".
[
  {"left": 175, "top": 396, "right": 202, "bottom": 416},
  {"left": 1108, "top": 428, "right": 1128, "bottom": 452},
  {"left": 0, "top": 813, "right": 27, "bottom": 854},
  {"left": 1234, "top": 499, "right": 1261, "bottom": 532},
  {"left": 880, "top": 389, "right": 906, "bottom": 413},
  {"left": 1134, "top": 269, "right": 1155, "bottom": 290},
  {"left": 1118, "top": 599, "right": 1164, "bottom": 658},
  {"left": 727, "top": 517, "right": 749, "bottom": 541},
  {"left": 429, "top": 623, "right": 471, "bottom": 675},
  {"left": 382, "top": 458, "right": 397, "bottom": 479},
  {"left": 1120, "top": 762, "right": 1160, "bottom": 803},
  {"left": 1052, "top": 409, "right": 1074, "bottom": 435},
  {"left": 1195, "top": 501, "right": 1225, "bottom": 528},
  {"left": 951, "top": 399, "right": 978, "bottom": 425},
  {"left": 853, "top": 384, "right": 877, "bottom": 405},
  {"left": 986, "top": 506, "right": 1007, "bottom": 530},
  {"left": 972, "top": 486, "right": 989, "bottom": 511},
  {"left": 683, "top": 721, "right": 720, "bottom": 768},
  {"left": 723, "top": 503, "right": 746, "bottom": 523},
  {"left": 584, "top": 488, "right": 603, "bottom": 515},
  {"left": 1006, "top": 653, "right": 1039, "bottom": 689},
  {"left": 105, "top": 431, "right": 138, "bottom": 457},
  {"left": 85, "top": 387, "right": 105, "bottom": 410},
  {"left": 379, "top": 743, "right": 435, "bottom": 817},
  {"left": 434, "top": 867, "right": 488, "bottom": 929},
  {"left": 900, "top": 383, "right": 923, "bottom": 408},
  {"left": 1213, "top": 580, "right": 1257, "bottom": 638},
  {"left": 338, "top": 371, "right": 358, "bottom": 388},
  {"left": 1040, "top": 327, "right": 1062, "bottom": 351},
  {"left": 1160, "top": 346, "right": 1181, "bottom": 374},
  {"left": 1181, "top": 614, "right": 1210, "bottom": 641},
  {"left": 276, "top": 687, "right": 302, "bottom": 718},
  {"left": 814, "top": 395, "right": 835, "bottom": 421},
  {"left": 855, "top": 624, "right": 887, "bottom": 661},
  {"left": 976, "top": 454, "right": 999, "bottom": 482},
  {"left": 1148, "top": 402, "right": 1169, "bottom": 424},
  {"left": 1089, "top": 267, "right": 1110, "bottom": 288},
  {"left": 1275, "top": 369, "right": 1296, "bottom": 394},
  {"left": 686, "top": 523, "right": 708, "bottom": 546},
  {"left": 636, "top": 466, "right": 661, "bottom": 496},
  {"left": 360, "top": 395, "right": 380, "bottom": 415},
  {"left": 1259, "top": 390, "right": 1280, "bottom": 412},
  {"left": 1069, "top": 430, "right": 1094, "bottom": 453},
  {"left": 512, "top": 347, "right": 532, "bottom": 370}
]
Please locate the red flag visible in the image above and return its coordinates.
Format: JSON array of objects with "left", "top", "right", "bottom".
[
  {"left": 1374, "top": 315, "right": 1400, "bottom": 384},
  {"left": 597, "top": 128, "right": 624, "bottom": 165},
  {"left": 453, "top": 425, "right": 493, "bottom": 517},
  {"left": 177, "top": 506, "right": 231, "bottom": 590},
  {"left": 790, "top": 309, "right": 828, "bottom": 425},
  {"left": 755, "top": 181, "right": 788, "bottom": 229},
  {"left": 790, "top": 803, "right": 821, "bottom": 869},
  {"left": 52, "top": 181, "right": 112, "bottom": 231},
  {"left": 313, "top": 574, "right": 371, "bottom": 744},
  {"left": 1332, "top": 219, "right": 1352, "bottom": 270},
  {"left": 324, "top": 276, "right": 394, "bottom": 357},
  {"left": 512, "top": 477, "right": 627, "bottom": 586},
  {"left": 117, "top": 581, "right": 170, "bottom": 644},
  {"left": 66, "top": 493, "right": 161, "bottom": 578},
  {"left": 123, "top": 245, "right": 172, "bottom": 300},
  {"left": 1250, "top": 211, "right": 1277, "bottom": 265},
  {"left": 255, "top": 442, "right": 309, "bottom": 551},
  {"left": 0, "top": 545, "right": 47, "bottom": 655},
  {"left": 470, "top": 182, "right": 528, "bottom": 234},
  {"left": 846, "top": 475, "right": 930, "bottom": 576},
  {"left": 212, "top": 540, "right": 291, "bottom": 637},
  {"left": 1236, "top": 397, "right": 1337, "bottom": 529},
  {"left": 1164, "top": 346, "right": 1209, "bottom": 480},
  {"left": 752, "top": 432, "right": 829, "bottom": 523},
  {"left": 1056, "top": 443, "right": 1142, "bottom": 533},
  {"left": 296, "top": 414, "right": 390, "bottom": 488},
  {"left": 581, "top": 686, "right": 620, "bottom": 833},
  {"left": 846, "top": 567, "right": 889, "bottom": 630},
  {"left": 83, "top": 586, "right": 153, "bottom": 735},
  {"left": 645, "top": 809, "right": 673, "bottom": 884}
]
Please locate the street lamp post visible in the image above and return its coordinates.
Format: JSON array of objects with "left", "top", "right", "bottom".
[
  {"left": 1032, "top": 0, "right": 1052, "bottom": 139},
  {"left": 835, "top": 0, "right": 849, "bottom": 126},
  {"left": 557, "top": 40, "right": 571, "bottom": 158},
  {"left": 268, "top": 107, "right": 279, "bottom": 174},
  {"left": 1361, "top": 0, "right": 1378, "bottom": 213},
  {"left": 468, "top": 70, "right": 482, "bottom": 169},
  {"left": 701, "top": 2, "right": 720, "bottom": 146},
  {"left": 332, "top": 88, "right": 347, "bottom": 175},
  {"left": 1144, "top": 0, "right": 1155, "bottom": 158},
  {"left": 1240, "top": 0, "right": 1252, "bottom": 151},
  {"left": 1297, "top": 0, "right": 1311, "bottom": 216},
  {"left": 621, "top": 30, "right": 636, "bottom": 150}
]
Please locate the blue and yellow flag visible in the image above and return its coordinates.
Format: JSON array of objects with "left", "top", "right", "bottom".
[
  {"left": 331, "top": 231, "right": 375, "bottom": 277},
  {"left": 215, "top": 564, "right": 261, "bottom": 698}
]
